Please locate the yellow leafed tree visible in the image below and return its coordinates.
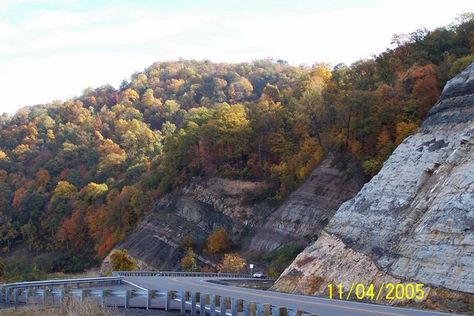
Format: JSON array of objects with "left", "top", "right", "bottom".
[
  {"left": 181, "top": 248, "right": 198, "bottom": 272},
  {"left": 110, "top": 249, "right": 138, "bottom": 271},
  {"left": 395, "top": 121, "right": 418, "bottom": 144},
  {"left": 218, "top": 254, "right": 246, "bottom": 273}
]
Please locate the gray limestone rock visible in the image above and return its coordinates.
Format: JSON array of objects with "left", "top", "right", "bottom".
[{"left": 274, "top": 63, "right": 474, "bottom": 310}]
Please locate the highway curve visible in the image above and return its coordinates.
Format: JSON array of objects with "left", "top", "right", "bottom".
[{"left": 123, "top": 276, "right": 459, "bottom": 316}]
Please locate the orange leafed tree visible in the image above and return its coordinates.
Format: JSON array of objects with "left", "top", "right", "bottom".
[
  {"left": 57, "top": 209, "right": 88, "bottom": 250},
  {"left": 97, "top": 233, "right": 116, "bottom": 258},
  {"left": 207, "top": 228, "right": 229, "bottom": 253},
  {"left": 12, "top": 188, "right": 27, "bottom": 209}
]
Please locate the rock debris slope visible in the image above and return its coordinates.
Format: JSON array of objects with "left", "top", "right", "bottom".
[{"left": 273, "top": 63, "right": 474, "bottom": 312}]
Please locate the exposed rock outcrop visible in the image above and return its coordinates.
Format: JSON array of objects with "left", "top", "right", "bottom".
[
  {"left": 110, "top": 156, "right": 362, "bottom": 269},
  {"left": 111, "top": 177, "right": 272, "bottom": 269},
  {"left": 273, "top": 63, "right": 474, "bottom": 313},
  {"left": 249, "top": 158, "right": 362, "bottom": 252}
]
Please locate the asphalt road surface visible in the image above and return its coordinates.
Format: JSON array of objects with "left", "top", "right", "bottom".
[{"left": 123, "top": 276, "right": 460, "bottom": 316}]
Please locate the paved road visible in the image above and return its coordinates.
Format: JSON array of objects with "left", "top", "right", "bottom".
[{"left": 124, "top": 276, "right": 459, "bottom": 316}]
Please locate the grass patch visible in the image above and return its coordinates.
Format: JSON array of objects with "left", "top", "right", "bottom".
[
  {"left": 0, "top": 297, "right": 118, "bottom": 316},
  {"left": 263, "top": 244, "right": 304, "bottom": 278}
]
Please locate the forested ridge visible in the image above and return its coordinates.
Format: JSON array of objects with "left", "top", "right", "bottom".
[{"left": 0, "top": 14, "right": 473, "bottom": 280}]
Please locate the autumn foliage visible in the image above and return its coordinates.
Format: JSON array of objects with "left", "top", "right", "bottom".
[
  {"left": 180, "top": 248, "right": 198, "bottom": 272},
  {"left": 0, "top": 14, "right": 473, "bottom": 277},
  {"left": 207, "top": 228, "right": 230, "bottom": 253},
  {"left": 110, "top": 249, "right": 138, "bottom": 271},
  {"left": 218, "top": 254, "right": 246, "bottom": 273}
]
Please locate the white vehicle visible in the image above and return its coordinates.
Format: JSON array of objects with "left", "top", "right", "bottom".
[{"left": 252, "top": 272, "right": 266, "bottom": 278}]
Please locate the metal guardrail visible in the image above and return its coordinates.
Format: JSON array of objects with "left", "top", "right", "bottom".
[
  {"left": 0, "top": 276, "right": 122, "bottom": 305},
  {"left": 113, "top": 271, "right": 254, "bottom": 278},
  {"left": 1, "top": 276, "right": 122, "bottom": 290},
  {"left": 0, "top": 273, "right": 317, "bottom": 316}
]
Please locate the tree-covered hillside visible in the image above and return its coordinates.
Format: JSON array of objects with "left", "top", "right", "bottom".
[{"left": 0, "top": 14, "right": 473, "bottom": 279}]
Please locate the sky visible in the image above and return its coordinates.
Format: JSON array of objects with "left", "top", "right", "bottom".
[{"left": 1, "top": 0, "right": 474, "bottom": 114}]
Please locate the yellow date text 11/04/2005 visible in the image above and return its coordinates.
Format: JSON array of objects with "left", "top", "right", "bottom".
[{"left": 327, "top": 283, "right": 425, "bottom": 302}]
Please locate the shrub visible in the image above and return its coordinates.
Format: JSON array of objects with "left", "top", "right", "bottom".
[
  {"left": 449, "top": 55, "right": 474, "bottom": 78},
  {"left": 181, "top": 235, "right": 196, "bottom": 249},
  {"left": 263, "top": 244, "right": 304, "bottom": 278},
  {"left": 362, "top": 159, "right": 382, "bottom": 177},
  {"left": 110, "top": 249, "right": 138, "bottom": 271}
]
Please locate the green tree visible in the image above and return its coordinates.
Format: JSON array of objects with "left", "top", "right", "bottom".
[
  {"left": 47, "top": 181, "right": 78, "bottom": 236},
  {"left": 0, "top": 259, "right": 4, "bottom": 279},
  {"left": 297, "top": 72, "right": 328, "bottom": 149},
  {"left": 449, "top": 55, "right": 474, "bottom": 77},
  {"left": 0, "top": 215, "right": 18, "bottom": 253}
]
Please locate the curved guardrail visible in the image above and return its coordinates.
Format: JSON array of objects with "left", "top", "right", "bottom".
[
  {"left": 0, "top": 272, "right": 317, "bottom": 316},
  {"left": 1, "top": 276, "right": 122, "bottom": 289},
  {"left": 113, "top": 271, "right": 253, "bottom": 278},
  {"left": 0, "top": 276, "right": 122, "bottom": 305}
]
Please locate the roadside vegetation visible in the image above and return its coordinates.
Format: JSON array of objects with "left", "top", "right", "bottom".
[
  {"left": 0, "top": 298, "right": 118, "bottom": 316},
  {"left": 0, "top": 14, "right": 473, "bottom": 280}
]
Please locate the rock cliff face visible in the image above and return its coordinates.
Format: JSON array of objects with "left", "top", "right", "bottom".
[
  {"left": 273, "top": 63, "right": 474, "bottom": 312},
  {"left": 109, "top": 157, "right": 362, "bottom": 270},
  {"left": 249, "top": 158, "right": 362, "bottom": 252},
  {"left": 109, "top": 178, "right": 272, "bottom": 269}
]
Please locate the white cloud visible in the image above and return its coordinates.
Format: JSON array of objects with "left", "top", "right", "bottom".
[{"left": 1, "top": 0, "right": 474, "bottom": 114}]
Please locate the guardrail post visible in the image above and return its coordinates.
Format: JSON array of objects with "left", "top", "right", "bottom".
[
  {"left": 146, "top": 290, "right": 151, "bottom": 309},
  {"left": 59, "top": 288, "right": 65, "bottom": 304},
  {"left": 231, "top": 298, "right": 237, "bottom": 316},
  {"left": 271, "top": 305, "right": 278, "bottom": 316},
  {"left": 256, "top": 303, "right": 263, "bottom": 316},
  {"left": 124, "top": 289, "right": 130, "bottom": 308},
  {"left": 243, "top": 300, "right": 249, "bottom": 316},
  {"left": 191, "top": 292, "right": 197, "bottom": 316},
  {"left": 41, "top": 289, "right": 46, "bottom": 305},
  {"left": 24, "top": 288, "right": 30, "bottom": 304},
  {"left": 100, "top": 289, "right": 105, "bottom": 306},
  {"left": 210, "top": 294, "right": 216, "bottom": 316},
  {"left": 79, "top": 289, "right": 84, "bottom": 303},
  {"left": 165, "top": 291, "right": 170, "bottom": 311},
  {"left": 180, "top": 291, "right": 186, "bottom": 315},
  {"left": 13, "top": 288, "right": 18, "bottom": 306},
  {"left": 24, "top": 288, "right": 29, "bottom": 305},
  {"left": 200, "top": 293, "right": 205, "bottom": 315},
  {"left": 220, "top": 296, "right": 226, "bottom": 316}
]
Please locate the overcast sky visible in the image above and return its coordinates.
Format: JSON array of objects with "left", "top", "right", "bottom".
[{"left": 1, "top": 0, "right": 474, "bottom": 114}]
